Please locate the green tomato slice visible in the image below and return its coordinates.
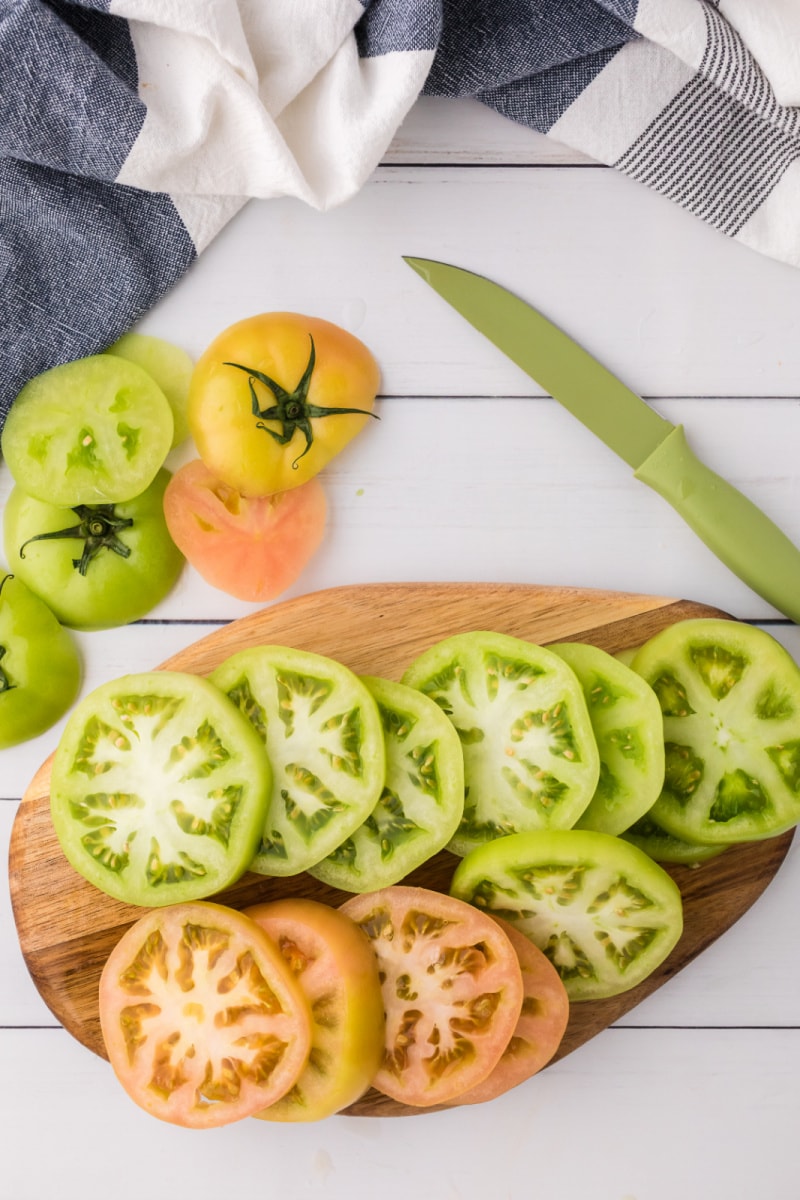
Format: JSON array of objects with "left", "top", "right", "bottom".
[
  {"left": 210, "top": 646, "right": 386, "bottom": 877},
  {"left": 621, "top": 813, "right": 725, "bottom": 866},
  {"left": 550, "top": 642, "right": 665, "bottom": 836},
  {"left": 1, "top": 355, "right": 173, "bottom": 506},
  {"left": 451, "top": 829, "right": 684, "bottom": 1001},
  {"left": 631, "top": 618, "right": 800, "bottom": 844},
  {"left": 106, "top": 332, "right": 193, "bottom": 448},
  {"left": 3, "top": 469, "right": 184, "bottom": 630},
  {"left": 401, "top": 631, "right": 600, "bottom": 856},
  {"left": 0, "top": 573, "right": 81, "bottom": 748},
  {"left": 50, "top": 671, "right": 271, "bottom": 906},
  {"left": 307, "top": 675, "right": 465, "bottom": 892}
]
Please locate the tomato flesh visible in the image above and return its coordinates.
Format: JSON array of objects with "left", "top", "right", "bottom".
[
  {"left": 550, "top": 641, "right": 665, "bottom": 836},
  {"left": 451, "top": 829, "right": 684, "bottom": 1001},
  {"left": 211, "top": 646, "right": 385, "bottom": 877},
  {"left": 106, "top": 332, "right": 193, "bottom": 448},
  {"left": 99, "top": 902, "right": 312, "bottom": 1128},
  {"left": 340, "top": 886, "right": 524, "bottom": 1108},
  {"left": 50, "top": 671, "right": 271, "bottom": 905},
  {"left": 622, "top": 812, "right": 725, "bottom": 865},
  {"left": 402, "top": 631, "right": 600, "bottom": 856},
  {"left": 2, "top": 354, "right": 173, "bottom": 505},
  {"left": 632, "top": 619, "right": 800, "bottom": 844},
  {"left": 163, "top": 459, "right": 326, "bottom": 602},
  {"left": 308, "top": 675, "right": 465, "bottom": 892},
  {"left": 245, "top": 898, "right": 385, "bottom": 1120}
]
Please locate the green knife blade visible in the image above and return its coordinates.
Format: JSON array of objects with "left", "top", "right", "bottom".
[{"left": 404, "top": 255, "right": 800, "bottom": 623}]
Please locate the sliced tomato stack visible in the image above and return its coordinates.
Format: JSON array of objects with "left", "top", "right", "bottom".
[
  {"left": 99, "top": 896, "right": 389, "bottom": 1128},
  {"left": 339, "top": 885, "right": 567, "bottom": 1109},
  {"left": 97, "top": 887, "right": 571, "bottom": 1126}
]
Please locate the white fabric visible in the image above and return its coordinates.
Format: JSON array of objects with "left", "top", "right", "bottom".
[{"left": 112, "top": 0, "right": 433, "bottom": 215}]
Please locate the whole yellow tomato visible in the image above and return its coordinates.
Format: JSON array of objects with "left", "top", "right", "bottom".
[{"left": 187, "top": 312, "right": 380, "bottom": 495}]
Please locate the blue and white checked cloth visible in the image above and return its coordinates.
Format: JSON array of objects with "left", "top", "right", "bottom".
[{"left": 2, "top": 0, "right": 800, "bottom": 426}]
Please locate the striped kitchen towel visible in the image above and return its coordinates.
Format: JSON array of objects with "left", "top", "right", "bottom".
[{"left": 2, "top": 0, "right": 799, "bottom": 426}]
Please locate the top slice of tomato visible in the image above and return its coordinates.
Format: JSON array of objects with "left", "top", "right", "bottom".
[
  {"left": 2, "top": 355, "right": 174, "bottom": 506},
  {"left": 402, "top": 631, "right": 600, "bottom": 856},
  {"left": 99, "top": 901, "right": 313, "bottom": 1128},
  {"left": 631, "top": 618, "right": 800, "bottom": 844},
  {"left": 340, "top": 885, "right": 524, "bottom": 1108},
  {"left": 187, "top": 312, "right": 379, "bottom": 496},
  {"left": 49, "top": 671, "right": 271, "bottom": 906}
]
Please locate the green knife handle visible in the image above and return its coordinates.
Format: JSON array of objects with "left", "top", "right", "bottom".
[{"left": 634, "top": 424, "right": 800, "bottom": 623}]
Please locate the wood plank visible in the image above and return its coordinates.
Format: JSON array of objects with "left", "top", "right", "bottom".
[
  {"left": 2, "top": 1027, "right": 798, "bottom": 1200},
  {"left": 8, "top": 582, "right": 793, "bottom": 1117},
  {"left": 383, "top": 96, "right": 595, "bottom": 165},
  {"left": 136, "top": 167, "right": 800, "bottom": 400},
  {"left": 0, "top": 396, "right": 797, "bottom": 637}
]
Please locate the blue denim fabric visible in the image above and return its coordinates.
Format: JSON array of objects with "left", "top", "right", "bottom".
[
  {"left": 357, "top": 0, "right": 441, "bottom": 55},
  {"left": 0, "top": 1, "right": 191, "bottom": 425},
  {"left": 421, "top": 0, "right": 638, "bottom": 133}
]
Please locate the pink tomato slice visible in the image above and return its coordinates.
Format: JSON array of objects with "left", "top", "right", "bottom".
[
  {"left": 456, "top": 916, "right": 569, "bottom": 1105},
  {"left": 163, "top": 458, "right": 326, "bottom": 601},
  {"left": 340, "top": 886, "right": 524, "bottom": 1108}
]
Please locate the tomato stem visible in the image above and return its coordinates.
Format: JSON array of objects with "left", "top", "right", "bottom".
[
  {"left": 0, "top": 575, "right": 19, "bottom": 687},
  {"left": 0, "top": 646, "right": 15, "bottom": 692},
  {"left": 18, "top": 505, "right": 134, "bottom": 576},
  {"left": 224, "top": 335, "right": 378, "bottom": 470}
]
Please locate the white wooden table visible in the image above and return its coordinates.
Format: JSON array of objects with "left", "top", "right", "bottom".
[{"left": 4, "top": 96, "right": 800, "bottom": 1199}]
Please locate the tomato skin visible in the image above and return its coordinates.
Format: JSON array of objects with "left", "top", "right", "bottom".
[
  {"left": 0, "top": 573, "right": 81, "bottom": 749},
  {"left": 99, "top": 901, "right": 313, "bottom": 1128},
  {"left": 163, "top": 459, "right": 326, "bottom": 602},
  {"left": 244, "top": 898, "right": 385, "bottom": 1121},
  {"left": 340, "top": 886, "right": 524, "bottom": 1108},
  {"left": 188, "top": 312, "right": 380, "bottom": 495},
  {"left": 3, "top": 469, "right": 184, "bottom": 630}
]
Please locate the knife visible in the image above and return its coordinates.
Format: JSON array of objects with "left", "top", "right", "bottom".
[{"left": 404, "top": 256, "right": 800, "bottom": 623}]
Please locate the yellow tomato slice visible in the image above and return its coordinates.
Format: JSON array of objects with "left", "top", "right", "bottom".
[{"left": 245, "top": 898, "right": 385, "bottom": 1121}]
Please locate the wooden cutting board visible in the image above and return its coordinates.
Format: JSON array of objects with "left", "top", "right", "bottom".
[{"left": 9, "top": 582, "right": 795, "bottom": 1117}]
